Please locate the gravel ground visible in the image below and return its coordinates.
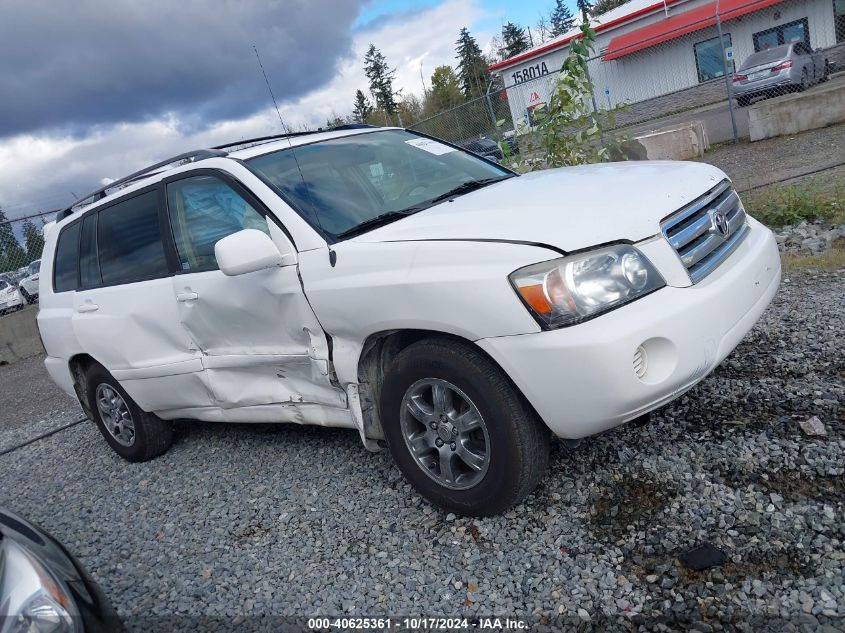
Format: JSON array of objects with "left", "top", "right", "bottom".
[
  {"left": 0, "top": 352, "right": 82, "bottom": 433},
  {"left": 0, "top": 265, "right": 842, "bottom": 631}
]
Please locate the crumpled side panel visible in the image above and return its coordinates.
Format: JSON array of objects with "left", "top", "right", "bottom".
[{"left": 203, "top": 355, "right": 347, "bottom": 409}]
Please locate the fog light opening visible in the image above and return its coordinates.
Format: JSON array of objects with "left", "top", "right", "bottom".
[{"left": 633, "top": 345, "right": 648, "bottom": 379}]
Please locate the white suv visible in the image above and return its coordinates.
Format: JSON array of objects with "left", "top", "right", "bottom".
[{"left": 38, "top": 127, "right": 780, "bottom": 515}]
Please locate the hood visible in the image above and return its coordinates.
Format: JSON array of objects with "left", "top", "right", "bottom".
[{"left": 355, "top": 161, "right": 728, "bottom": 252}]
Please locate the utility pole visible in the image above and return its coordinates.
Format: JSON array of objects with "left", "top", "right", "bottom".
[{"left": 715, "top": 0, "right": 739, "bottom": 142}]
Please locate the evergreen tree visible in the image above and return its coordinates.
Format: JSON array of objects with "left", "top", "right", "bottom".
[
  {"left": 429, "top": 65, "right": 464, "bottom": 111},
  {"left": 501, "top": 23, "right": 530, "bottom": 60},
  {"left": 352, "top": 90, "right": 373, "bottom": 123},
  {"left": 0, "top": 207, "right": 27, "bottom": 273},
  {"left": 577, "top": 0, "right": 593, "bottom": 20},
  {"left": 22, "top": 219, "right": 44, "bottom": 262},
  {"left": 455, "top": 28, "right": 490, "bottom": 99},
  {"left": 363, "top": 44, "right": 398, "bottom": 117},
  {"left": 592, "top": 0, "right": 630, "bottom": 15},
  {"left": 550, "top": 0, "right": 576, "bottom": 37}
]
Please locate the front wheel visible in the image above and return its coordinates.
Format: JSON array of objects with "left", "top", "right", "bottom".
[
  {"left": 86, "top": 364, "right": 174, "bottom": 462},
  {"left": 380, "top": 337, "right": 550, "bottom": 516}
]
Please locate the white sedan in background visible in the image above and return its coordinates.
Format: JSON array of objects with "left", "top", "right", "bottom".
[
  {"left": 18, "top": 259, "right": 41, "bottom": 303},
  {"left": 0, "top": 279, "right": 25, "bottom": 315}
]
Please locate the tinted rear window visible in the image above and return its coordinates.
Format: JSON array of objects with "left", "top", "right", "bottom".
[
  {"left": 740, "top": 45, "right": 790, "bottom": 69},
  {"left": 54, "top": 222, "right": 81, "bottom": 292},
  {"left": 98, "top": 191, "right": 169, "bottom": 285}
]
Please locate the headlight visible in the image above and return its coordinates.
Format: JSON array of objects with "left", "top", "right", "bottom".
[
  {"left": 1, "top": 539, "right": 79, "bottom": 633},
  {"left": 509, "top": 244, "right": 665, "bottom": 329}
]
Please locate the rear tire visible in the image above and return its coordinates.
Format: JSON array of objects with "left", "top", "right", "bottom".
[
  {"left": 86, "top": 364, "right": 173, "bottom": 462},
  {"left": 820, "top": 60, "right": 830, "bottom": 82},
  {"left": 380, "top": 337, "right": 550, "bottom": 516},
  {"left": 799, "top": 68, "right": 809, "bottom": 91}
]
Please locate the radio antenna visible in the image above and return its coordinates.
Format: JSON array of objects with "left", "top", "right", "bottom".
[
  {"left": 251, "top": 44, "right": 333, "bottom": 263},
  {"left": 253, "top": 44, "right": 286, "bottom": 133}
]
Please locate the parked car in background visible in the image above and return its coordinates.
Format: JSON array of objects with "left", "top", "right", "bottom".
[
  {"left": 18, "top": 258, "right": 41, "bottom": 303},
  {"left": 460, "top": 136, "right": 503, "bottom": 162},
  {"left": 733, "top": 42, "right": 829, "bottom": 107},
  {"left": 38, "top": 127, "right": 780, "bottom": 516},
  {"left": 0, "top": 279, "right": 24, "bottom": 314},
  {"left": 0, "top": 507, "right": 123, "bottom": 632}
]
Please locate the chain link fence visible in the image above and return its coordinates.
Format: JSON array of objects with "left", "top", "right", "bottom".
[
  {"left": 411, "top": 0, "right": 844, "bottom": 151},
  {"left": 0, "top": 210, "right": 54, "bottom": 313}
]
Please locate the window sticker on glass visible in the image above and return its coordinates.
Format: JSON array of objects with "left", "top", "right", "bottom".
[{"left": 404, "top": 138, "right": 455, "bottom": 155}]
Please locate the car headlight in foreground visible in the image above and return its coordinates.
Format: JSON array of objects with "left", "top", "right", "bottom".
[
  {"left": 510, "top": 244, "right": 665, "bottom": 329},
  {"left": 1, "top": 538, "right": 79, "bottom": 633}
]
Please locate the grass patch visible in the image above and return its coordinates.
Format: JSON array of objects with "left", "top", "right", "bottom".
[
  {"left": 742, "top": 184, "right": 845, "bottom": 227},
  {"left": 782, "top": 247, "right": 845, "bottom": 271}
]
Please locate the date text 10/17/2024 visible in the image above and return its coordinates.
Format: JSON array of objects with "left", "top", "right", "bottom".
[{"left": 307, "top": 617, "right": 529, "bottom": 630}]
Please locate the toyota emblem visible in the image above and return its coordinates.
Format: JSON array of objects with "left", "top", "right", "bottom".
[{"left": 713, "top": 211, "right": 729, "bottom": 236}]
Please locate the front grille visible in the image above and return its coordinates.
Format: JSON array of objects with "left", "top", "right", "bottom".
[{"left": 660, "top": 180, "right": 750, "bottom": 284}]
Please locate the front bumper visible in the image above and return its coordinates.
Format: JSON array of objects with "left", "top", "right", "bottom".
[{"left": 477, "top": 219, "right": 780, "bottom": 439}]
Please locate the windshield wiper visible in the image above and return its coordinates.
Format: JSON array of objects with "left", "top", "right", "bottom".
[
  {"left": 425, "top": 176, "right": 511, "bottom": 206},
  {"left": 335, "top": 210, "right": 418, "bottom": 239},
  {"left": 334, "top": 176, "right": 512, "bottom": 240}
]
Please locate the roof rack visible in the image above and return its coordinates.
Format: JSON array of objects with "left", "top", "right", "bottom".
[
  {"left": 211, "top": 124, "right": 377, "bottom": 153},
  {"left": 57, "top": 149, "right": 227, "bottom": 220}
]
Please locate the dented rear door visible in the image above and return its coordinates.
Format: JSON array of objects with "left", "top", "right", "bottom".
[{"left": 163, "top": 171, "right": 346, "bottom": 413}]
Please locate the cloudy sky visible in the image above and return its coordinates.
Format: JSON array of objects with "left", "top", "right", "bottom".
[{"left": 0, "top": 0, "right": 559, "bottom": 219}]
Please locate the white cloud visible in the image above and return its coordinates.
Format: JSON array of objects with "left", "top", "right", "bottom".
[{"left": 0, "top": 0, "right": 493, "bottom": 217}]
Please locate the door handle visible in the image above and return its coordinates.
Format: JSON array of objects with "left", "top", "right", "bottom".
[
  {"left": 176, "top": 291, "right": 199, "bottom": 302},
  {"left": 76, "top": 303, "right": 99, "bottom": 313}
]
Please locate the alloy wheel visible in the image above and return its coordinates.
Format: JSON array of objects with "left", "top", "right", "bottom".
[
  {"left": 95, "top": 384, "right": 136, "bottom": 447},
  {"left": 399, "top": 378, "right": 490, "bottom": 490}
]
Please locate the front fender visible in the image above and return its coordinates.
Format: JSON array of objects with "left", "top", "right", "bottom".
[{"left": 299, "top": 240, "right": 555, "bottom": 384}]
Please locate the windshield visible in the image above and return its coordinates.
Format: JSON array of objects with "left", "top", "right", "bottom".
[
  {"left": 28, "top": 260, "right": 40, "bottom": 275},
  {"left": 246, "top": 129, "right": 511, "bottom": 239},
  {"left": 740, "top": 45, "right": 790, "bottom": 69}
]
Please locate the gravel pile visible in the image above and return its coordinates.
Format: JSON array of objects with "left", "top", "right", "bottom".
[
  {"left": 774, "top": 221, "right": 845, "bottom": 255},
  {"left": 0, "top": 268, "right": 842, "bottom": 631}
]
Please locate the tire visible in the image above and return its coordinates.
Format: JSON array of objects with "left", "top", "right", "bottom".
[
  {"left": 820, "top": 60, "right": 830, "bottom": 83},
  {"left": 736, "top": 95, "right": 751, "bottom": 108},
  {"left": 799, "top": 69, "right": 809, "bottom": 92},
  {"left": 86, "top": 364, "right": 173, "bottom": 462},
  {"left": 380, "top": 337, "right": 550, "bottom": 516},
  {"left": 19, "top": 288, "right": 31, "bottom": 304}
]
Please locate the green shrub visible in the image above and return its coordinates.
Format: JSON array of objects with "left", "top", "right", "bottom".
[{"left": 743, "top": 185, "right": 845, "bottom": 227}]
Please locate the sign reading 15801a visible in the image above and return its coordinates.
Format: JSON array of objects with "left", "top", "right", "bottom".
[{"left": 511, "top": 62, "right": 550, "bottom": 85}]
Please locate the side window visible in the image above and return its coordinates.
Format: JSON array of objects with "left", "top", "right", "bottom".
[
  {"left": 79, "top": 213, "right": 102, "bottom": 288},
  {"left": 166, "top": 175, "right": 269, "bottom": 272},
  {"left": 54, "top": 222, "right": 81, "bottom": 292},
  {"left": 98, "top": 191, "right": 169, "bottom": 285}
]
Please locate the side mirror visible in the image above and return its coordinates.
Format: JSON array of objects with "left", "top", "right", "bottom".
[{"left": 215, "top": 229, "right": 294, "bottom": 276}]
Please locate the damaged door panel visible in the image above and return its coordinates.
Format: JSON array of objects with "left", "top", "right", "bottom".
[{"left": 164, "top": 173, "right": 346, "bottom": 417}]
